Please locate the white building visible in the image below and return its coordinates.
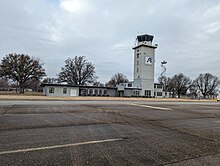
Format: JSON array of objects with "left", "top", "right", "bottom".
[
  {"left": 132, "top": 34, "right": 158, "bottom": 97},
  {"left": 42, "top": 33, "right": 167, "bottom": 98},
  {"left": 42, "top": 84, "right": 118, "bottom": 97}
]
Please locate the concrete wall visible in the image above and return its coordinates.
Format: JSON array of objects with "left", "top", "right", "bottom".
[
  {"left": 106, "top": 89, "right": 117, "bottom": 97},
  {"left": 124, "top": 89, "right": 133, "bottom": 97},
  {"left": 133, "top": 46, "right": 155, "bottom": 81},
  {"left": 133, "top": 44, "right": 156, "bottom": 97},
  {"left": 43, "top": 85, "right": 118, "bottom": 97},
  {"left": 43, "top": 86, "right": 79, "bottom": 97}
]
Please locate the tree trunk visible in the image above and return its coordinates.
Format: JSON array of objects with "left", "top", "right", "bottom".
[
  {"left": 19, "top": 83, "right": 25, "bottom": 93},
  {"left": 177, "top": 91, "right": 181, "bottom": 98}
]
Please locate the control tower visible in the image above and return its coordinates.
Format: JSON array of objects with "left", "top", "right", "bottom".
[{"left": 133, "top": 34, "right": 157, "bottom": 97}]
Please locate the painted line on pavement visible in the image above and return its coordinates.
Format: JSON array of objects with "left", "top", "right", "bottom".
[
  {"left": 0, "top": 138, "right": 124, "bottom": 155},
  {"left": 128, "top": 103, "right": 172, "bottom": 111}
]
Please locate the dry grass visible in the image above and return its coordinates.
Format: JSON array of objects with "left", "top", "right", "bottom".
[
  {"left": 0, "top": 91, "right": 43, "bottom": 96},
  {"left": 0, "top": 94, "right": 216, "bottom": 102}
]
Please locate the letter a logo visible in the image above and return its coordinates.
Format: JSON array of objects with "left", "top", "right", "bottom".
[{"left": 145, "top": 56, "right": 152, "bottom": 65}]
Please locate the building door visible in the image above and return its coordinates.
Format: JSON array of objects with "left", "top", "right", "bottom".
[{"left": 70, "top": 89, "right": 77, "bottom": 96}]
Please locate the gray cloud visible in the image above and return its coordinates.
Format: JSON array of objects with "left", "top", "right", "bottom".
[{"left": 0, "top": 0, "right": 220, "bottom": 83}]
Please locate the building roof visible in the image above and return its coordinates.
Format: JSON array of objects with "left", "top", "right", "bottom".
[
  {"left": 41, "top": 83, "right": 117, "bottom": 89},
  {"left": 133, "top": 44, "right": 157, "bottom": 50},
  {"left": 154, "top": 83, "right": 163, "bottom": 85},
  {"left": 124, "top": 87, "right": 142, "bottom": 90}
]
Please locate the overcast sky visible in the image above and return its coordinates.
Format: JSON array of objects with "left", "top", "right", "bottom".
[{"left": 0, "top": 0, "right": 220, "bottom": 83}]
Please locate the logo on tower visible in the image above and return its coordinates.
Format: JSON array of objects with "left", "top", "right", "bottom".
[{"left": 145, "top": 56, "right": 152, "bottom": 65}]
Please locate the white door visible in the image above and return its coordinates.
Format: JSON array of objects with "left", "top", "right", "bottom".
[{"left": 70, "top": 89, "right": 77, "bottom": 96}]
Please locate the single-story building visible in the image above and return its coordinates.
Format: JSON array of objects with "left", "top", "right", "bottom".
[
  {"left": 42, "top": 83, "right": 167, "bottom": 98},
  {"left": 42, "top": 84, "right": 118, "bottom": 97}
]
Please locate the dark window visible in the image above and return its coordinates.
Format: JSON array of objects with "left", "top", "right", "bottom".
[
  {"left": 137, "top": 61, "right": 139, "bottom": 66},
  {"left": 145, "top": 90, "right": 151, "bottom": 97},
  {"left": 137, "top": 68, "right": 139, "bottom": 73},
  {"left": 103, "top": 90, "right": 107, "bottom": 95},
  {"left": 137, "top": 54, "right": 139, "bottom": 59},
  {"left": 49, "top": 87, "right": 54, "bottom": 93},
  {"left": 157, "top": 92, "right": 163, "bottom": 96},
  {"left": 128, "top": 83, "right": 132, "bottom": 87},
  {"left": 157, "top": 84, "right": 163, "bottom": 89},
  {"left": 81, "top": 89, "right": 88, "bottom": 96},
  {"left": 99, "top": 90, "right": 102, "bottom": 95},
  {"left": 94, "top": 89, "right": 98, "bottom": 95},
  {"left": 63, "top": 88, "right": 67, "bottom": 94},
  {"left": 137, "top": 50, "right": 139, "bottom": 52},
  {"left": 154, "top": 84, "right": 163, "bottom": 89},
  {"left": 89, "top": 89, "right": 93, "bottom": 95},
  {"left": 133, "top": 91, "right": 140, "bottom": 96}
]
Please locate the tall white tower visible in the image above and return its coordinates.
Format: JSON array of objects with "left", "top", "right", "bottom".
[{"left": 133, "top": 34, "right": 157, "bottom": 97}]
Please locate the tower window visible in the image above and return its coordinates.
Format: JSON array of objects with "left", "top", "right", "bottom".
[
  {"left": 137, "top": 50, "right": 139, "bottom": 52},
  {"left": 137, "top": 61, "right": 139, "bottom": 66},
  {"left": 137, "top": 68, "right": 139, "bottom": 73},
  {"left": 137, "top": 54, "right": 139, "bottom": 59}
]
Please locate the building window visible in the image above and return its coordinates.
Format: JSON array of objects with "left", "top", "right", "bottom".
[
  {"left": 94, "top": 89, "right": 98, "bottom": 95},
  {"left": 49, "top": 87, "right": 54, "bottom": 93},
  {"left": 137, "top": 53, "right": 139, "bottom": 59},
  {"left": 157, "top": 84, "right": 163, "bottom": 89},
  {"left": 133, "top": 90, "right": 140, "bottom": 96},
  {"left": 128, "top": 83, "right": 132, "bottom": 87},
  {"left": 137, "top": 68, "right": 139, "bottom": 73},
  {"left": 137, "top": 50, "right": 139, "bottom": 52},
  {"left": 63, "top": 88, "right": 67, "bottom": 94},
  {"left": 145, "top": 90, "right": 151, "bottom": 97},
  {"left": 81, "top": 89, "right": 88, "bottom": 96},
  {"left": 99, "top": 90, "right": 102, "bottom": 95},
  {"left": 89, "top": 89, "right": 93, "bottom": 95},
  {"left": 157, "top": 92, "right": 162, "bottom": 96},
  {"left": 137, "top": 61, "right": 139, "bottom": 66},
  {"left": 103, "top": 90, "right": 107, "bottom": 95},
  {"left": 154, "top": 84, "right": 163, "bottom": 89}
]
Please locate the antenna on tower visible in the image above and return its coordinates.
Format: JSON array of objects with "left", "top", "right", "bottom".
[{"left": 160, "top": 60, "right": 167, "bottom": 81}]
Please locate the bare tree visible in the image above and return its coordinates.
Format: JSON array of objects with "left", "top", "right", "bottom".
[
  {"left": 0, "top": 78, "right": 9, "bottom": 90},
  {"left": 168, "top": 73, "right": 191, "bottom": 98},
  {"left": 106, "top": 73, "right": 129, "bottom": 87},
  {"left": 93, "top": 81, "right": 104, "bottom": 87},
  {"left": 194, "top": 73, "right": 219, "bottom": 98},
  {"left": 0, "top": 53, "right": 46, "bottom": 93},
  {"left": 158, "top": 76, "right": 171, "bottom": 91},
  {"left": 26, "top": 78, "right": 42, "bottom": 92},
  {"left": 58, "top": 56, "right": 96, "bottom": 85},
  {"left": 42, "top": 77, "right": 59, "bottom": 84}
]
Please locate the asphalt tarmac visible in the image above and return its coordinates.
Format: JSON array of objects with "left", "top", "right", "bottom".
[{"left": 0, "top": 100, "right": 220, "bottom": 166}]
